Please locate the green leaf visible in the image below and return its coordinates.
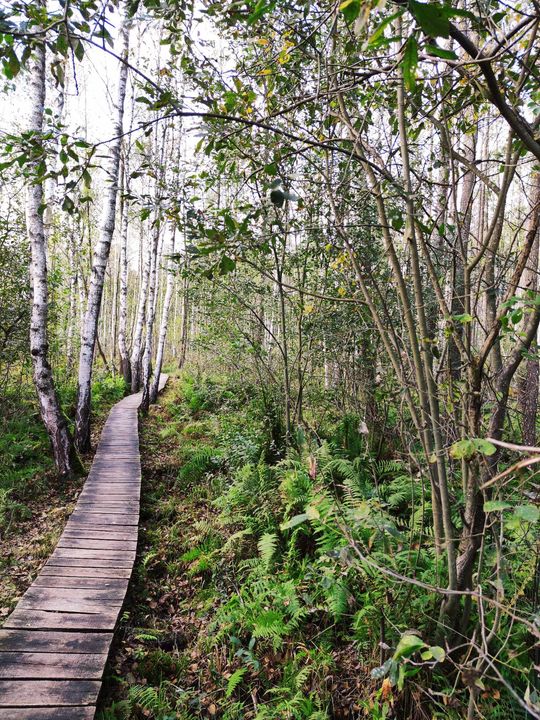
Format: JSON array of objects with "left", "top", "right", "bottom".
[
  {"left": 280, "top": 513, "right": 308, "bottom": 530},
  {"left": 73, "top": 39, "right": 85, "bottom": 62},
  {"left": 393, "top": 632, "right": 425, "bottom": 660},
  {"left": 339, "top": 0, "right": 361, "bottom": 23},
  {"left": 453, "top": 313, "right": 473, "bottom": 324},
  {"left": 402, "top": 36, "right": 418, "bottom": 91},
  {"left": 484, "top": 500, "right": 512, "bottom": 512},
  {"left": 367, "top": 10, "right": 404, "bottom": 47},
  {"left": 513, "top": 505, "right": 539, "bottom": 523},
  {"left": 474, "top": 439, "right": 496, "bottom": 456},
  {"left": 425, "top": 44, "right": 457, "bottom": 60},
  {"left": 450, "top": 438, "right": 495, "bottom": 460},
  {"left": 450, "top": 439, "right": 475, "bottom": 460},
  {"left": 409, "top": 0, "right": 450, "bottom": 38},
  {"left": 247, "top": 0, "right": 276, "bottom": 25},
  {"left": 225, "top": 667, "right": 247, "bottom": 698},
  {"left": 62, "top": 196, "right": 75, "bottom": 214},
  {"left": 219, "top": 255, "right": 236, "bottom": 275},
  {"left": 428, "top": 645, "right": 445, "bottom": 662}
]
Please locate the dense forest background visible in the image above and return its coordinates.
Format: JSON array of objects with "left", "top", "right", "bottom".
[{"left": 1, "top": 0, "right": 540, "bottom": 717}]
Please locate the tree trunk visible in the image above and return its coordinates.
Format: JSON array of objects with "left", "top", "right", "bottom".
[
  {"left": 518, "top": 173, "right": 540, "bottom": 445},
  {"left": 118, "top": 159, "right": 131, "bottom": 387},
  {"left": 130, "top": 234, "right": 151, "bottom": 391},
  {"left": 150, "top": 222, "right": 176, "bottom": 403},
  {"left": 75, "top": 11, "right": 130, "bottom": 451},
  {"left": 178, "top": 257, "right": 190, "bottom": 369},
  {"left": 26, "top": 30, "right": 74, "bottom": 478},
  {"left": 140, "top": 221, "right": 161, "bottom": 413}
]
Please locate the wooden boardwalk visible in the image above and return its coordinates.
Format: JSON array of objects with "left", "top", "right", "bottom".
[{"left": 0, "top": 376, "right": 168, "bottom": 719}]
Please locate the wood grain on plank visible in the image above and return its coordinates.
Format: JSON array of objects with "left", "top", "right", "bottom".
[
  {"left": 0, "top": 679, "right": 101, "bottom": 706},
  {"left": 0, "top": 652, "right": 106, "bottom": 679},
  {"left": 0, "top": 631, "right": 112, "bottom": 654},
  {"left": 0, "top": 707, "right": 95, "bottom": 719}
]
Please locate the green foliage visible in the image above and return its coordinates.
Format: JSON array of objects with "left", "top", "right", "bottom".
[{"left": 177, "top": 445, "right": 222, "bottom": 487}]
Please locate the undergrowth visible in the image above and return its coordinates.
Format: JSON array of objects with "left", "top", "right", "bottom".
[{"left": 98, "top": 372, "right": 535, "bottom": 720}]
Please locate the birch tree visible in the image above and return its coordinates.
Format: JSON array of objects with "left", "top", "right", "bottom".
[
  {"left": 26, "top": 33, "right": 74, "bottom": 477},
  {"left": 140, "top": 219, "right": 161, "bottom": 412},
  {"left": 149, "top": 221, "right": 176, "bottom": 403},
  {"left": 75, "top": 10, "right": 130, "bottom": 451}
]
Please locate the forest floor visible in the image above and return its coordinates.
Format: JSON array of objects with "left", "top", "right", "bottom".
[{"left": 97, "top": 378, "right": 373, "bottom": 720}]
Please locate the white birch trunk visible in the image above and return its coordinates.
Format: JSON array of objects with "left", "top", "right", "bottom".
[
  {"left": 75, "top": 11, "right": 130, "bottom": 451},
  {"left": 118, "top": 160, "right": 131, "bottom": 386},
  {"left": 130, "top": 233, "right": 151, "bottom": 391},
  {"left": 27, "top": 33, "right": 74, "bottom": 477},
  {"left": 150, "top": 222, "right": 176, "bottom": 403},
  {"left": 140, "top": 221, "right": 161, "bottom": 412}
]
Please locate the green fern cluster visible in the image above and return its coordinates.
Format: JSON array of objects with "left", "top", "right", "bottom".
[
  {"left": 212, "top": 566, "right": 307, "bottom": 650},
  {"left": 176, "top": 444, "right": 222, "bottom": 487}
]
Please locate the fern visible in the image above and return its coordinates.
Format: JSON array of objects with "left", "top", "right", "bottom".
[
  {"left": 258, "top": 531, "right": 277, "bottom": 567},
  {"left": 177, "top": 445, "right": 221, "bottom": 486},
  {"left": 225, "top": 667, "right": 248, "bottom": 698},
  {"left": 128, "top": 684, "right": 173, "bottom": 716}
]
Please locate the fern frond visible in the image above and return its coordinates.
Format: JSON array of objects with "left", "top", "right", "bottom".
[
  {"left": 258, "top": 532, "right": 277, "bottom": 567},
  {"left": 225, "top": 667, "right": 248, "bottom": 698}
]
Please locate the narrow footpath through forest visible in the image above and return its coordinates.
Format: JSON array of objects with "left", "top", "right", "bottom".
[{"left": 0, "top": 375, "right": 168, "bottom": 719}]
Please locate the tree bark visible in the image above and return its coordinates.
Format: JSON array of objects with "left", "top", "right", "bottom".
[
  {"left": 150, "top": 222, "right": 176, "bottom": 403},
  {"left": 118, "top": 158, "right": 131, "bottom": 386},
  {"left": 75, "top": 10, "right": 130, "bottom": 451},
  {"left": 130, "top": 233, "right": 151, "bottom": 391},
  {"left": 140, "top": 220, "right": 161, "bottom": 413},
  {"left": 518, "top": 173, "right": 540, "bottom": 445},
  {"left": 26, "top": 30, "right": 74, "bottom": 477}
]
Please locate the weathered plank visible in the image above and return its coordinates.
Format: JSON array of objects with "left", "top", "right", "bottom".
[
  {"left": 0, "top": 680, "right": 100, "bottom": 706},
  {"left": 23, "top": 587, "right": 126, "bottom": 603},
  {"left": 4, "top": 607, "right": 120, "bottom": 631},
  {"left": 0, "top": 631, "right": 112, "bottom": 654},
  {"left": 31, "top": 576, "right": 129, "bottom": 592},
  {"left": 39, "top": 565, "right": 133, "bottom": 578},
  {"left": 0, "top": 652, "right": 106, "bottom": 679},
  {"left": 51, "top": 547, "right": 135, "bottom": 565},
  {"left": 57, "top": 538, "right": 137, "bottom": 551},
  {"left": 0, "top": 707, "right": 95, "bottom": 719}
]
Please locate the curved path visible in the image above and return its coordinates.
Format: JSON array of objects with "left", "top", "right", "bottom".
[{"left": 0, "top": 376, "right": 168, "bottom": 719}]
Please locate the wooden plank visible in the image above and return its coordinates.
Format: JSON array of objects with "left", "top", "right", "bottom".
[
  {"left": 17, "top": 594, "right": 122, "bottom": 612},
  {"left": 0, "top": 707, "right": 95, "bottom": 719},
  {"left": 75, "top": 501, "right": 139, "bottom": 508},
  {"left": 67, "top": 514, "right": 138, "bottom": 526},
  {"left": 39, "top": 565, "right": 132, "bottom": 579},
  {"left": 72, "top": 507, "right": 140, "bottom": 516},
  {"left": 0, "top": 631, "right": 112, "bottom": 654},
  {"left": 23, "top": 587, "right": 126, "bottom": 603},
  {"left": 51, "top": 548, "right": 136, "bottom": 561},
  {"left": 60, "top": 529, "right": 138, "bottom": 541},
  {"left": 0, "top": 652, "right": 106, "bottom": 679},
  {"left": 0, "top": 679, "right": 100, "bottom": 706},
  {"left": 46, "top": 556, "right": 133, "bottom": 568},
  {"left": 57, "top": 538, "right": 137, "bottom": 551},
  {"left": 31, "top": 576, "right": 129, "bottom": 592},
  {"left": 4, "top": 608, "right": 120, "bottom": 631}
]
